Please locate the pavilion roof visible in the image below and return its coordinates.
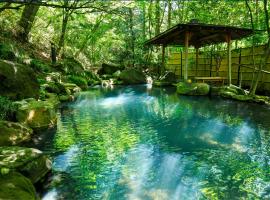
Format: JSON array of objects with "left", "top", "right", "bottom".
[{"left": 145, "top": 21, "right": 254, "bottom": 48}]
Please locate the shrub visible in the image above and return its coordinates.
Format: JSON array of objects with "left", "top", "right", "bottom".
[
  {"left": 0, "top": 43, "right": 16, "bottom": 61},
  {"left": 30, "top": 59, "right": 50, "bottom": 72},
  {"left": 67, "top": 75, "right": 88, "bottom": 89},
  {"left": 0, "top": 96, "right": 18, "bottom": 121}
]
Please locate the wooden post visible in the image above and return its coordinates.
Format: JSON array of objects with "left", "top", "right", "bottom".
[
  {"left": 180, "top": 51, "right": 183, "bottom": 79},
  {"left": 184, "top": 31, "right": 190, "bottom": 80},
  {"left": 195, "top": 47, "right": 199, "bottom": 77},
  {"left": 161, "top": 45, "right": 165, "bottom": 75},
  {"left": 226, "top": 33, "right": 232, "bottom": 86},
  {"left": 210, "top": 49, "right": 213, "bottom": 77},
  {"left": 237, "top": 49, "right": 242, "bottom": 86}
]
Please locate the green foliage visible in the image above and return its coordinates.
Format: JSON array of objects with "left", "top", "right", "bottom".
[
  {"left": 30, "top": 59, "right": 50, "bottom": 72},
  {"left": 67, "top": 75, "right": 88, "bottom": 89},
  {"left": 0, "top": 96, "right": 17, "bottom": 121},
  {"left": 0, "top": 43, "right": 16, "bottom": 61}
]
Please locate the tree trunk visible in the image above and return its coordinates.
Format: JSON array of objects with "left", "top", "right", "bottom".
[
  {"left": 250, "top": 0, "right": 270, "bottom": 95},
  {"left": 167, "top": 0, "right": 172, "bottom": 29},
  {"left": 142, "top": 2, "right": 146, "bottom": 41},
  {"left": 245, "top": 0, "right": 256, "bottom": 93},
  {"left": 57, "top": 9, "right": 69, "bottom": 57},
  {"left": 128, "top": 8, "right": 135, "bottom": 68},
  {"left": 17, "top": 4, "right": 40, "bottom": 42},
  {"left": 154, "top": 0, "right": 160, "bottom": 35}
]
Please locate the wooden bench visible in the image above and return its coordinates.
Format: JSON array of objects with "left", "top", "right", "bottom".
[{"left": 194, "top": 77, "right": 226, "bottom": 85}]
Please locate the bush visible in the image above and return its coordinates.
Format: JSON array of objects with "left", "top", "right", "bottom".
[
  {"left": 0, "top": 43, "right": 16, "bottom": 61},
  {"left": 0, "top": 96, "right": 18, "bottom": 121},
  {"left": 67, "top": 75, "right": 88, "bottom": 89},
  {"left": 30, "top": 59, "right": 50, "bottom": 72}
]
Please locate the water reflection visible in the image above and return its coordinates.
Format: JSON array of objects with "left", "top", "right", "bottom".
[{"left": 38, "top": 85, "right": 270, "bottom": 199}]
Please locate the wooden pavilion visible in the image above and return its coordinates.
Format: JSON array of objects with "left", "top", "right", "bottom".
[{"left": 145, "top": 20, "right": 254, "bottom": 85}]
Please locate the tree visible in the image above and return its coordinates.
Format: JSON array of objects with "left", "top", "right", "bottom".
[{"left": 17, "top": 4, "right": 40, "bottom": 42}]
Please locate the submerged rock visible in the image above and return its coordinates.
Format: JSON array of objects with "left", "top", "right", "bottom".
[
  {"left": 176, "top": 82, "right": 210, "bottom": 95},
  {"left": 0, "top": 172, "right": 38, "bottom": 200},
  {"left": 0, "top": 60, "right": 39, "bottom": 100},
  {"left": 15, "top": 99, "right": 58, "bottom": 131},
  {"left": 0, "top": 121, "right": 33, "bottom": 146},
  {"left": 0, "top": 146, "right": 51, "bottom": 184},
  {"left": 119, "top": 68, "right": 146, "bottom": 84}
]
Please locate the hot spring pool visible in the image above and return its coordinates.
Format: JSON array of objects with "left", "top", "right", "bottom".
[{"left": 36, "top": 85, "right": 270, "bottom": 200}]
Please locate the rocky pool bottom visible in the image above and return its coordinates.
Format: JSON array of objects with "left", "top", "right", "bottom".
[{"left": 22, "top": 85, "right": 270, "bottom": 200}]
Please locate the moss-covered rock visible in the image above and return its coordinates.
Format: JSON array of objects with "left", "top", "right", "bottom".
[
  {"left": 42, "top": 81, "right": 67, "bottom": 95},
  {"left": 59, "top": 95, "right": 74, "bottom": 102},
  {"left": 67, "top": 75, "right": 88, "bottom": 90},
  {"left": 153, "top": 81, "right": 172, "bottom": 87},
  {"left": 0, "top": 60, "right": 39, "bottom": 100},
  {"left": 0, "top": 172, "right": 38, "bottom": 200},
  {"left": 0, "top": 146, "right": 51, "bottom": 184},
  {"left": 232, "top": 94, "right": 253, "bottom": 101},
  {"left": 176, "top": 82, "right": 210, "bottom": 95},
  {"left": 0, "top": 121, "right": 33, "bottom": 146},
  {"left": 159, "top": 71, "right": 177, "bottom": 84},
  {"left": 119, "top": 68, "right": 146, "bottom": 84},
  {"left": 62, "top": 83, "right": 81, "bottom": 94},
  {"left": 15, "top": 99, "right": 57, "bottom": 131},
  {"left": 98, "top": 63, "right": 124, "bottom": 75}
]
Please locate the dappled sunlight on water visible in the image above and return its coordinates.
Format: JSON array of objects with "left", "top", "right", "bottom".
[{"left": 37, "top": 85, "right": 270, "bottom": 200}]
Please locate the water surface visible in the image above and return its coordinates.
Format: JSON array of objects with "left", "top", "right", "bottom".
[{"left": 38, "top": 85, "right": 270, "bottom": 200}]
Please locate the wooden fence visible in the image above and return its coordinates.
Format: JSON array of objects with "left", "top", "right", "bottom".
[{"left": 166, "top": 45, "right": 270, "bottom": 93}]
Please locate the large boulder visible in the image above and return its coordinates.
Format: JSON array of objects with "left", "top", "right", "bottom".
[
  {"left": 0, "top": 146, "right": 51, "bottom": 184},
  {"left": 160, "top": 71, "right": 177, "bottom": 83},
  {"left": 176, "top": 82, "right": 210, "bottom": 95},
  {"left": 0, "top": 172, "right": 38, "bottom": 200},
  {"left": 15, "top": 99, "right": 58, "bottom": 131},
  {"left": 0, "top": 121, "right": 33, "bottom": 146},
  {"left": 154, "top": 72, "right": 178, "bottom": 87},
  {"left": 119, "top": 68, "right": 146, "bottom": 84},
  {"left": 98, "top": 63, "right": 123, "bottom": 75},
  {"left": 0, "top": 60, "right": 39, "bottom": 100}
]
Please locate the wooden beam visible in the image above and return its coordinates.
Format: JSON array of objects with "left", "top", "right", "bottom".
[
  {"left": 226, "top": 33, "right": 232, "bottom": 85},
  {"left": 184, "top": 31, "right": 190, "bottom": 80},
  {"left": 198, "top": 33, "right": 220, "bottom": 42}
]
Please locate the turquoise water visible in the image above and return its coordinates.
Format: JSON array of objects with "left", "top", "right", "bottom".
[{"left": 38, "top": 85, "right": 270, "bottom": 200}]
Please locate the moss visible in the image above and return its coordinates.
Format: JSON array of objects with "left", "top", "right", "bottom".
[
  {"left": 0, "top": 121, "right": 33, "bottom": 146},
  {"left": 0, "top": 172, "right": 37, "bottom": 200},
  {"left": 0, "top": 146, "right": 51, "bottom": 184},
  {"left": 16, "top": 99, "right": 58, "bottom": 130},
  {"left": 0, "top": 96, "right": 17, "bottom": 120},
  {"left": 0, "top": 60, "right": 39, "bottom": 100},
  {"left": 153, "top": 81, "right": 172, "bottom": 87},
  {"left": 119, "top": 68, "right": 146, "bottom": 84},
  {"left": 0, "top": 43, "right": 16, "bottom": 61},
  {"left": 67, "top": 75, "right": 88, "bottom": 90},
  {"left": 176, "top": 82, "right": 210, "bottom": 95}
]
